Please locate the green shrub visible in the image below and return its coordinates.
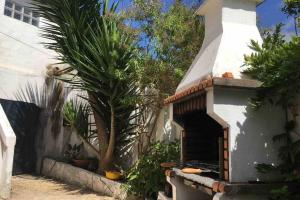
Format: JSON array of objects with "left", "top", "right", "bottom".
[{"left": 124, "top": 141, "right": 180, "bottom": 199}]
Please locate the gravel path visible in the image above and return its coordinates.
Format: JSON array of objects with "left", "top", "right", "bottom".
[{"left": 10, "top": 174, "right": 115, "bottom": 200}]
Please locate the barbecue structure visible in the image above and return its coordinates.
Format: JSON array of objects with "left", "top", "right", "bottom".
[{"left": 158, "top": 0, "right": 288, "bottom": 200}]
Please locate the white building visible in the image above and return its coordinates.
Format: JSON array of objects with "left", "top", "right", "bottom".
[
  {"left": 0, "top": 0, "right": 57, "bottom": 100},
  {"left": 0, "top": 0, "right": 57, "bottom": 198}
]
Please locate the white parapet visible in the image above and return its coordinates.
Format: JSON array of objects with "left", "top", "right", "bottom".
[{"left": 0, "top": 104, "right": 16, "bottom": 199}]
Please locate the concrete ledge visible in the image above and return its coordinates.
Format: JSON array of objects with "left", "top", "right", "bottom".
[
  {"left": 41, "top": 158, "right": 128, "bottom": 200},
  {"left": 172, "top": 168, "right": 300, "bottom": 196},
  {"left": 213, "top": 78, "right": 262, "bottom": 89},
  {"left": 173, "top": 168, "right": 217, "bottom": 188}
]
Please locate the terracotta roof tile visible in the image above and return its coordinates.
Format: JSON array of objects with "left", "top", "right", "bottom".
[{"left": 164, "top": 77, "right": 213, "bottom": 105}]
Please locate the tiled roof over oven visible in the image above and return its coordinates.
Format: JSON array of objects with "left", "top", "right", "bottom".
[
  {"left": 164, "top": 76, "right": 261, "bottom": 105},
  {"left": 164, "top": 77, "right": 213, "bottom": 105}
]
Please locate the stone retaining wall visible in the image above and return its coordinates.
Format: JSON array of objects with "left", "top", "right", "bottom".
[{"left": 41, "top": 158, "right": 128, "bottom": 200}]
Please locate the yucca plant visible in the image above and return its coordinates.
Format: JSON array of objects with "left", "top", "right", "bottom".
[
  {"left": 63, "top": 99, "right": 100, "bottom": 155},
  {"left": 31, "top": 0, "right": 141, "bottom": 171},
  {"left": 63, "top": 99, "right": 91, "bottom": 140}
]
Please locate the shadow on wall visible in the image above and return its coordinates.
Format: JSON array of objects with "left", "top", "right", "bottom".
[
  {"left": 159, "top": 107, "right": 181, "bottom": 142},
  {"left": 231, "top": 103, "right": 284, "bottom": 182},
  {"left": 213, "top": 88, "right": 285, "bottom": 182},
  {"left": 35, "top": 116, "right": 99, "bottom": 173},
  {"left": 35, "top": 110, "right": 65, "bottom": 164}
]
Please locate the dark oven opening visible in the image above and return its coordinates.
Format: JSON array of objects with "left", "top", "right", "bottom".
[{"left": 176, "top": 109, "right": 225, "bottom": 180}]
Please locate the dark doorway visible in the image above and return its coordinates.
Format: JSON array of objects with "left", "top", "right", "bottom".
[{"left": 0, "top": 99, "right": 40, "bottom": 175}]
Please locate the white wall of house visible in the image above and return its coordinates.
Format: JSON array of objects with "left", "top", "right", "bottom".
[
  {"left": 207, "top": 87, "right": 285, "bottom": 183},
  {"left": 0, "top": 0, "right": 57, "bottom": 100}
]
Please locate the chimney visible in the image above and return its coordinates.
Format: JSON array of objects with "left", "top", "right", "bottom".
[{"left": 176, "top": 0, "right": 263, "bottom": 93}]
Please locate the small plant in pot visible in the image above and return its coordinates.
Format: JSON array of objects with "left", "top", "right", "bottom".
[{"left": 64, "top": 143, "right": 91, "bottom": 169}]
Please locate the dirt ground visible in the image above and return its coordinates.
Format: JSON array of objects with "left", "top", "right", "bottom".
[{"left": 10, "top": 174, "right": 115, "bottom": 200}]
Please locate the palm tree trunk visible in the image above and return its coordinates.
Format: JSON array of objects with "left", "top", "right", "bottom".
[
  {"left": 88, "top": 94, "right": 117, "bottom": 172},
  {"left": 101, "top": 105, "right": 116, "bottom": 171},
  {"left": 92, "top": 107, "right": 110, "bottom": 172},
  {"left": 88, "top": 93, "right": 109, "bottom": 172}
]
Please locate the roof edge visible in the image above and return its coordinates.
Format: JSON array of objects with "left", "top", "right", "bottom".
[{"left": 164, "top": 77, "right": 262, "bottom": 105}]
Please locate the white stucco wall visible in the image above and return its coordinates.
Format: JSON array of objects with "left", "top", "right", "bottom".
[
  {"left": 176, "top": 0, "right": 263, "bottom": 93},
  {"left": 0, "top": 104, "right": 16, "bottom": 199},
  {"left": 207, "top": 87, "right": 285, "bottom": 183},
  {"left": 35, "top": 115, "right": 99, "bottom": 174},
  {"left": 0, "top": 0, "right": 57, "bottom": 100},
  {"left": 156, "top": 105, "right": 181, "bottom": 142}
]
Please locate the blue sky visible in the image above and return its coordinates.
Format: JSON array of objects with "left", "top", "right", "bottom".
[
  {"left": 257, "top": 0, "right": 286, "bottom": 27},
  {"left": 116, "top": 0, "right": 296, "bottom": 37},
  {"left": 257, "top": 0, "right": 296, "bottom": 37}
]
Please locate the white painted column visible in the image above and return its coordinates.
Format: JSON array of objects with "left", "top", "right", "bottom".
[{"left": 0, "top": 104, "right": 16, "bottom": 199}]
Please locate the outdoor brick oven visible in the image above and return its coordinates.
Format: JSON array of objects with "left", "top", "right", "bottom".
[{"left": 159, "top": 0, "right": 287, "bottom": 200}]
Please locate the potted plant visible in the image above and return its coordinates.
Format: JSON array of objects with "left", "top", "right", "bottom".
[
  {"left": 73, "top": 157, "right": 91, "bottom": 169},
  {"left": 64, "top": 143, "right": 91, "bottom": 169},
  {"left": 105, "top": 171, "right": 122, "bottom": 180},
  {"left": 104, "top": 164, "right": 123, "bottom": 180}
]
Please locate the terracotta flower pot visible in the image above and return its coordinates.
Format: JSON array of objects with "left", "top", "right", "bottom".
[{"left": 72, "top": 159, "right": 91, "bottom": 168}]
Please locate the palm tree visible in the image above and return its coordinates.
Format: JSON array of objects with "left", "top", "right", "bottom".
[{"left": 32, "top": 0, "right": 140, "bottom": 171}]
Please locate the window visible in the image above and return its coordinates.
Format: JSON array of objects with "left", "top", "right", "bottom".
[{"left": 4, "top": 0, "right": 40, "bottom": 27}]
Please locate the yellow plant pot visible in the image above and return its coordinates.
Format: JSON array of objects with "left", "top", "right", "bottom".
[{"left": 105, "top": 171, "right": 122, "bottom": 180}]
